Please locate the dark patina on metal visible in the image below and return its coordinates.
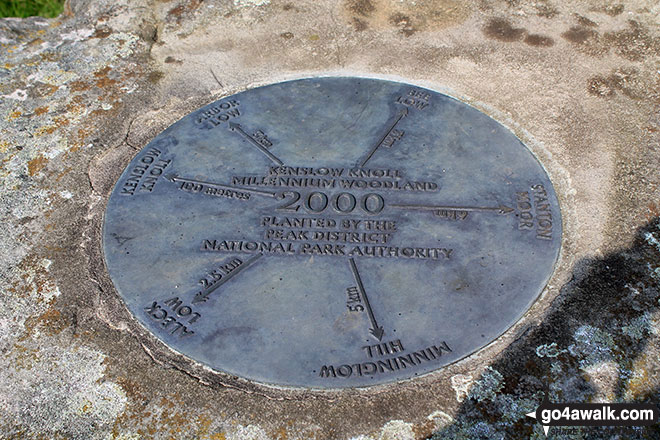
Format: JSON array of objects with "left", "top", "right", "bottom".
[{"left": 103, "top": 77, "right": 561, "bottom": 388}]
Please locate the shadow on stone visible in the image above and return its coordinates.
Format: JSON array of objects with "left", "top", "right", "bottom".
[{"left": 430, "top": 218, "right": 660, "bottom": 439}]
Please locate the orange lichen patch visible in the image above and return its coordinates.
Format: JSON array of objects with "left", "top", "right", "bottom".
[
  {"left": 21, "top": 308, "right": 69, "bottom": 339},
  {"left": 32, "top": 82, "right": 59, "bottom": 97},
  {"left": 28, "top": 155, "right": 48, "bottom": 176},
  {"left": 39, "top": 51, "right": 60, "bottom": 62},
  {"left": 116, "top": 376, "right": 147, "bottom": 403},
  {"left": 95, "top": 66, "right": 112, "bottom": 76},
  {"left": 55, "top": 167, "right": 72, "bottom": 182},
  {"left": 156, "top": 402, "right": 192, "bottom": 437},
  {"left": 93, "top": 66, "right": 118, "bottom": 88},
  {"left": 65, "top": 95, "right": 88, "bottom": 117},
  {"left": 35, "top": 115, "right": 70, "bottom": 136},
  {"left": 273, "top": 426, "right": 288, "bottom": 439},
  {"left": 112, "top": 392, "right": 228, "bottom": 439},
  {"left": 78, "top": 126, "right": 94, "bottom": 142},
  {"left": 12, "top": 344, "right": 40, "bottom": 370},
  {"left": 179, "top": 0, "right": 202, "bottom": 13},
  {"left": 0, "top": 157, "right": 17, "bottom": 179},
  {"left": 646, "top": 202, "right": 660, "bottom": 221},
  {"left": 625, "top": 351, "right": 660, "bottom": 399},
  {"left": 9, "top": 110, "right": 22, "bottom": 119},
  {"left": 168, "top": 3, "right": 186, "bottom": 17},
  {"left": 160, "top": 395, "right": 176, "bottom": 409},
  {"left": 68, "top": 126, "right": 94, "bottom": 152},
  {"left": 96, "top": 75, "right": 118, "bottom": 88},
  {"left": 34, "top": 106, "right": 49, "bottom": 116},
  {"left": 168, "top": 0, "right": 202, "bottom": 22},
  {"left": 194, "top": 415, "right": 228, "bottom": 440},
  {"left": 412, "top": 419, "right": 436, "bottom": 438},
  {"left": 65, "top": 102, "right": 85, "bottom": 115},
  {"left": 69, "top": 80, "right": 91, "bottom": 92},
  {"left": 27, "top": 38, "right": 44, "bottom": 47},
  {"left": 197, "top": 414, "right": 213, "bottom": 431},
  {"left": 54, "top": 115, "right": 70, "bottom": 128},
  {"left": 92, "top": 27, "right": 113, "bottom": 38},
  {"left": 36, "top": 125, "right": 57, "bottom": 135},
  {"left": 11, "top": 255, "right": 58, "bottom": 302}
]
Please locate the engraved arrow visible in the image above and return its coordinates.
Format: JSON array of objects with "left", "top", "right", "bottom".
[
  {"left": 389, "top": 203, "right": 515, "bottom": 215},
  {"left": 193, "top": 253, "right": 263, "bottom": 304},
  {"left": 349, "top": 258, "right": 385, "bottom": 341},
  {"left": 229, "top": 122, "right": 284, "bottom": 166},
  {"left": 360, "top": 107, "right": 408, "bottom": 167},
  {"left": 167, "top": 175, "right": 278, "bottom": 198}
]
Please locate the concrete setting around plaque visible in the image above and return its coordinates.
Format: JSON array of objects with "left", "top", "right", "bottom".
[{"left": 1, "top": 0, "right": 659, "bottom": 439}]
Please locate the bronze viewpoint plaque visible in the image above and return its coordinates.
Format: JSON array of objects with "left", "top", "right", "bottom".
[{"left": 103, "top": 77, "right": 561, "bottom": 388}]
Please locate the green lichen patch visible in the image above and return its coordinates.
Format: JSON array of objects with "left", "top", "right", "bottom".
[{"left": 431, "top": 219, "right": 660, "bottom": 439}]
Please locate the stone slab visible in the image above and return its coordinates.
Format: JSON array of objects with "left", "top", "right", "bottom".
[{"left": 0, "top": 0, "right": 659, "bottom": 439}]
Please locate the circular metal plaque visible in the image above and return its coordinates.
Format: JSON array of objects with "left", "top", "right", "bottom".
[{"left": 103, "top": 77, "right": 561, "bottom": 388}]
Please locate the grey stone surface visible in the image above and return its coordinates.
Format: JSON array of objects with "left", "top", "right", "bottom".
[{"left": 0, "top": 0, "right": 658, "bottom": 438}]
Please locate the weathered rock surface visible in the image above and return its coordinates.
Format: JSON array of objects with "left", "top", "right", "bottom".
[{"left": 0, "top": 0, "right": 659, "bottom": 438}]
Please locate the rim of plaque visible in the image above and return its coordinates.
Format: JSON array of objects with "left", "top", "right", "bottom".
[{"left": 103, "top": 77, "right": 561, "bottom": 389}]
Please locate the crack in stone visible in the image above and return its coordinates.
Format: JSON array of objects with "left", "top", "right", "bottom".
[
  {"left": 124, "top": 117, "right": 139, "bottom": 150},
  {"left": 210, "top": 68, "right": 223, "bottom": 88}
]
